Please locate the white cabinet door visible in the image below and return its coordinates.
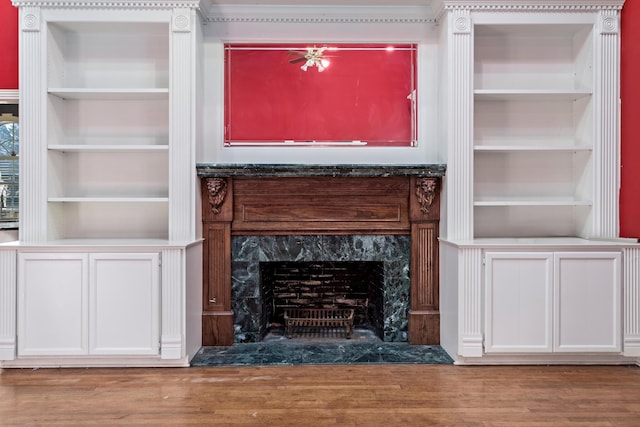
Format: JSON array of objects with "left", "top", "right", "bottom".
[
  {"left": 554, "top": 252, "right": 621, "bottom": 352},
  {"left": 484, "top": 252, "right": 553, "bottom": 353},
  {"left": 18, "top": 253, "right": 89, "bottom": 356},
  {"left": 89, "top": 253, "right": 160, "bottom": 355}
]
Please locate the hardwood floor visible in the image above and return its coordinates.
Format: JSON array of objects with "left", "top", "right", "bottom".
[{"left": 1, "top": 364, "right": 640, "bottom": 426}]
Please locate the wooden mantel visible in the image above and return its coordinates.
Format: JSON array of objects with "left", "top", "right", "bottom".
[{"left": 196, "top": 164, "right": 446, "bottom": 346}]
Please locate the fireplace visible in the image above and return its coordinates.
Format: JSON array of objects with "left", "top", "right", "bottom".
[
  {"left": 262, "top": 261, "right": 384, "bottom": 339},
  {"left": 232, "top": 235, "right": 410, "bottom": 342},
  {"left": 196, "top": 164, "right": 445, "bottom": 346}
]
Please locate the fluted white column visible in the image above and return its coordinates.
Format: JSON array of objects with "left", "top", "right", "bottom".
[
  {"left": 0, "top": 250, "right": 17, "bottom": 360},
  {"left": 19, "top": 7, "right": 48, "bottom": 242},
  {"left": 623, "top": 247, "right": 640, "bottom": 356},
  {"left": 169, "top": 8, "right": 197, "bottom": 242},
  {"left": 161, "top": 248, "right": 184, "bottom": 359},
  {"left": 592, "top": 10, "right": 621, "bottom": 239},
  {"left": 445, "top": 9, "right": 474, "bottom": 241},
  {"left": 458, "top": 247, "right": 483, "bottom": 357}
]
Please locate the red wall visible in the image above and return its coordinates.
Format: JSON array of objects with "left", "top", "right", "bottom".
[
  {"left": 620, "top": 3, "right": 640, "bottom": 238},
  {"left": 0, "top": 0, "right": 18, "bottom": 89},
  {"left": 0, "top": 4, "right": 638, "bottom": 235}
]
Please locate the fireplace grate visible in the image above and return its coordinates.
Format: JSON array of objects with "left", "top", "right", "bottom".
[{"left": 284, "top": 308, "right": 354, "bottom": 339}]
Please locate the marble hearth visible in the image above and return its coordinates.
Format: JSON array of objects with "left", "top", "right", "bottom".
[{"left": 197, "top": 164, "right": 446, "bottom": 346}]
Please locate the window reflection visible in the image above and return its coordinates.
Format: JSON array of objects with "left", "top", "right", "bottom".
[{"left": 0, "top": 104, "right": 18, "bottom": 224}]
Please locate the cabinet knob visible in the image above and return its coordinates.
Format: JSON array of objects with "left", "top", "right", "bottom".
[{"left": 209, "top": 298, "right": 217, "bottom": 304}]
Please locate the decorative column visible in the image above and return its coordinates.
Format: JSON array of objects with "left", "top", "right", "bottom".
[
  {"left": 169, "top": 7, "right": 198, "bottom": 242},
  {"left": 18, "top": 6, "right": 47, "bottom": 242},
  {"left": 443, "top": 8, "right": 474, "bottom": 241},
  {"left": 161, "top": 247, "right": 184, "bottom": 359},
  {"left": 201, "top": 177, "right": 234, "bottom": 345},
  {"left": 409, "top": 176, "right": 441, "bottom": 344},
  {"left": 0, "top": 250, "right": 16, "bottom": 360},
  {"left": 457, "top": 246, "right": 483, "bottom": 357},
  {"left": 593, "top": 9, "right": 622, "bottom": 238},
  {"left": 623, "top": 246, "right": 640, "bottom": 357}
]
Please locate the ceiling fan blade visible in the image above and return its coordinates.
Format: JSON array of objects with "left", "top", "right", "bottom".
[{"left": 289, "top": 57, "right": 306, "bottom": 64}]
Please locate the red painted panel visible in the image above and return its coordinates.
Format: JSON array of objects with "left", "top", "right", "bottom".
[
  {"left": 621, "top": 3, "right": 640, "bottom": 238},
  {"left": 225, "top": 44, "right": 417, "bottom": 146},
  {"left": 0, "top": 0, "right": 18, "bottom": 89}
]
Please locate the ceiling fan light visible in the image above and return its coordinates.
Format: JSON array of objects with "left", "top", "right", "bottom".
[{"left": 300, "top": 64, "right": 308, "bottom": 71}]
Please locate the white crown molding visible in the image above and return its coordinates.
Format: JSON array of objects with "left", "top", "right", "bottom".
[
  {"left": 433, "top": 0, "right": 624, "bottom": 20},
  {"left": 11, "top": 0, "right": 199, "bottom": 8},
  {"left": 202, "top": 4, "right": 435, "bottom": 24}
]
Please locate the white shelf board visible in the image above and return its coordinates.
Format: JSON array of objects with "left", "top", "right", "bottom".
[
  {"left": 474, "top": 145, "right": 592, "bottom": 152},
  {"left": 474, "top": 199, "right": 592, "bottom": 207},
  {"left": 474, "top": 89, "right": 592, "bottom": 101},
  {"left": 48, "top": 145, "right": 169, "bottom": 153},
  {"left": 2, "top": 239, "right": 202, "bottom": 250},
  {"left": 48, "top": 197, "right": 169, "bottom": 203},
  {"left": 48, "top": 88, "right": 169, "bottom": 100}
]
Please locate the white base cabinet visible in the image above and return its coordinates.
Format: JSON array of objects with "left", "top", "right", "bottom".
[
  {"left": 1, "top": 241, "right": 202, "bottom": 367},
  {"left": 484, "top": 252, "right": 553, "bottom": 353},
  {"left": 18, "top": 252, "right": 160, "bottom": 357},
  {"left": 485, "top": 251, "right": 621, "bottom": 354},
  {"left": 554, "top": 253, "right": 621, "bottom": 352},
  {"left": 18, "top": 253, "right": 89, "bottom": 356},
  {"left": 89, "top": 253, "right": 160, "bottom": 355},
  {"left": 439, "top": 239, "right": 639, "bottom": 365}
]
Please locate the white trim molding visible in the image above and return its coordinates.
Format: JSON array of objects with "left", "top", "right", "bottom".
[
  {"left": 0, "top": 90, "right": 19, "bottom": 103},
  {"left": 436, "top": 0, "right": 624, "bottom": 11},
  {"left": 11, "top": 0, "right": 199, "bottom": 9},
  {"left": 433, "top": 0, "right": 624, "bottom": 21},
  {"left": 202, "top": 4, "right": 435, "bottom": 24}
]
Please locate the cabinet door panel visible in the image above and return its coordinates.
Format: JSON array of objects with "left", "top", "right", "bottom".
[
  {"left": 89, "top": 253, "right": 160, "bottom": 355},
  {"left": 554, "top": 252, "right": 621, "bottom": 352},
  {"left": 485, "top": 252, "right": 553, "bottom": 353},
  {"left": 18, "top": 253, "right": 89, "bottom": 356}
]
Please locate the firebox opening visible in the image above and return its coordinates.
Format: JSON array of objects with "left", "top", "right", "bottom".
[{"left": 260, "top": 261, "right": 385, "bottom": 340}]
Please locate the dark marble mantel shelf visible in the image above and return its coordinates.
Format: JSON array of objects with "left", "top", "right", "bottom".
[{"left": 196, "top": 163, "right": 446, "bottom": 178}]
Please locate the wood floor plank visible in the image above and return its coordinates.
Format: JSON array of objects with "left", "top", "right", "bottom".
[{"left": 1, "top": 365, "right": 640, "bottom": 426}]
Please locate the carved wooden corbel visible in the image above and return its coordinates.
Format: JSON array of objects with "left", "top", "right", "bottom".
[
  {"left": 205, "top": 177, "right": 228, "bottom": 215},
  {"left": 416, "top": 178, "right": 438, "bottom": 215}
]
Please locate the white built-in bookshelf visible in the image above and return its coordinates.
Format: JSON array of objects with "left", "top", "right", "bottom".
[
  {"left": 439, "top": 3, "right": 640, "bottom": 365},
  {"left": 473, "top": 23, "right": 594, "bottom": 239},
  {"left": 45, "top": 22, "right": 170, "bottom": 240},
  {"left": 0, "top": 3, "right": 202, "bottom": 368}
]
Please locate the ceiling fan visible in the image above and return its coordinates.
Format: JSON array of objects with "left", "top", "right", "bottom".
[{"left": 287, "top": 46, "right": 332, "bottom": 72}]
